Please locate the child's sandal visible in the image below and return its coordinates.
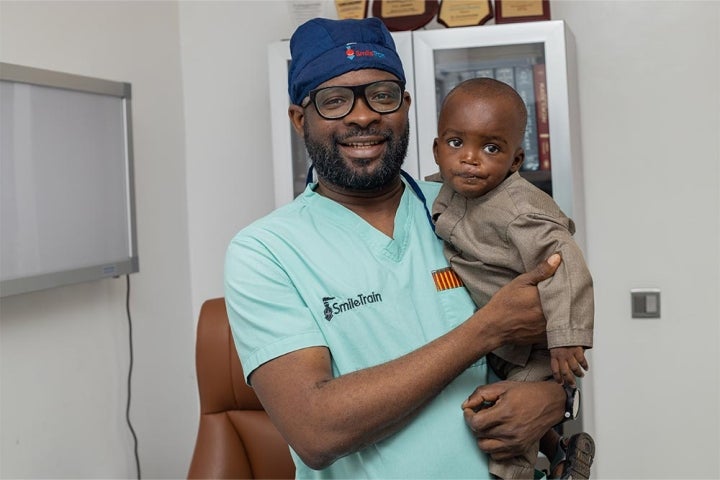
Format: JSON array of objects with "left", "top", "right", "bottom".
[{"left": 550, "top": 432, "right": 595, "bottom": 479}]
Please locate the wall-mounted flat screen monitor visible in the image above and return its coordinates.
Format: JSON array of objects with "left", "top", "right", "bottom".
[{"left": 0, "top": 62, "right": 138, "bottom": 297}]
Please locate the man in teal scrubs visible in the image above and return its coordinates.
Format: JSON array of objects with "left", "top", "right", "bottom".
[{"left": 225, "top": 17, "right": 567, "bottom": 479}]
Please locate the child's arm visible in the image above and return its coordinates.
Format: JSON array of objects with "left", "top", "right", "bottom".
[{"left": 550, "top": 346, "right": 588, "bottom": 386}]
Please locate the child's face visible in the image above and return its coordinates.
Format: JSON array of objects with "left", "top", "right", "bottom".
[{"left": 433, "top": 90, "right": 525, "bottom": 199}]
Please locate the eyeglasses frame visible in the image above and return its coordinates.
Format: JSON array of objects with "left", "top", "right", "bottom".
[{"left": 301, "top": 79, "right": 406, "bottom": 120}]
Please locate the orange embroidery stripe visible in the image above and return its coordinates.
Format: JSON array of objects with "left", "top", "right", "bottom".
[{"left": 432, "top": 267, "right": 464, "bottom": 291}]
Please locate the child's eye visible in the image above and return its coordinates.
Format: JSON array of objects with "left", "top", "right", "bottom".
[
  {"left": 484, "top": 144, "right": 500, "bottom": 154},
  {"left": 447, "top": 138, "right": 463, "bottom": 148}
]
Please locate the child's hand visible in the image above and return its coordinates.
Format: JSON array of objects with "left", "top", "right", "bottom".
[{"left": 550, "top": 346, "right": 589, "bottom": 386}]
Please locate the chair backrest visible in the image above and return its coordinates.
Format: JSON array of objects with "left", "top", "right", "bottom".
[{"left": 188, "top": 297, "right": 295, "bottom": 479}]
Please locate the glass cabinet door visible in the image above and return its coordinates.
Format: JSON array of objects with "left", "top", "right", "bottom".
[
  {"left": 413, "top": 20, "right": 584, "bottom": 229},
  {"left": 267, "top": 31, "right": 418, "bottom": 208}
]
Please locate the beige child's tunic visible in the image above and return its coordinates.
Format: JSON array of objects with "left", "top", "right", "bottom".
[{"left": 432, "top": 171, "right": 594, "bottom": 368}]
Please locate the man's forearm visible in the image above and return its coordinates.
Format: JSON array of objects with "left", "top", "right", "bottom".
[{"left": 251, "top": 307, "right": 503, "bottom": 469}]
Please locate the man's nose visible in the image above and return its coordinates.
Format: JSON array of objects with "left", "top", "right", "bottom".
[{"left": 343, "top": 96, "right": 381, "bottom": 127}]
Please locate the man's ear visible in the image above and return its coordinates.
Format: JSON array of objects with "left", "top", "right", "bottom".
[
  {"left": 432, "top": 138, "right": 440, "bottom": 165},
  {"left": 510, "top": 148, "right": 525, "bottom": 173},
  {"left": 288, "top": 105, "right": 305, "bottom": 135}
]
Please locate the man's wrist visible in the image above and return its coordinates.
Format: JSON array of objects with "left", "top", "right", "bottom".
[
  {"left": 545, "top": 381, "right": 567, "bottom": 425},
  {"left": 557, "top": 384, "right": 580, "bottom": 424},
  {"left": 471, "top": 304, "right": 506, "bottom": 353}
]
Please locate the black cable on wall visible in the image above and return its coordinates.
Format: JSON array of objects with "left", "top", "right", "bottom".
[{"left": 125, "top": 275, "right": 141, "bottom": 479}]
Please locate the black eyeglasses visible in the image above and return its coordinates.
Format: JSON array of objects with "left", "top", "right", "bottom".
[{"left": 301, "top": 80, "right": 405, "bottom": 120}]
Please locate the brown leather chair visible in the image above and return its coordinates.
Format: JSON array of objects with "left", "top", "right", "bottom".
[{"left": 188, "top": 297, "right": 295, "bottom": 479}]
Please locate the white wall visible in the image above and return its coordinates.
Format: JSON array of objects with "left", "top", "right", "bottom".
[
  {"left": 552, "top": 2, "right": 720, "bottom": 477},
  {"left": 0, "top": 1, "right": 196, "bottom": 477},
  {"left": 178, "top": 0, "right": 295, "bottom": 321},
  {"left": 1, "top": 1, "right": 718, "bottom": 478}
]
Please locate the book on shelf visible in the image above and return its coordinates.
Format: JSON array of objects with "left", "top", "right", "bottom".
[
  {"left": 437, "top": 71, "right": 461, "bottom": 109},
  {"left": 474, "top": 68, "right": 494, "bottom": 79},
  {"left": 533, "top": 63, "right": 551, "bottom": 171},
  {"left": 458, "top": 70, "right": 476, "bottom": 82},
  {"left": 493, "top": 66, "right": 515, "bottom": 88},
  {"left": 514, "top": 65, "right": 539, "bottom": 171}
]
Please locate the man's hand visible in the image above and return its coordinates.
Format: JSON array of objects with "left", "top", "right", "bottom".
[
  {"left": 481, "top": 254, "right": 562, "bottom": 349},
  {"left": 550, "top": 346, "right": 589, "bottom": 386},
  {"left": 461, "top": 381, "right": 565, "bottom": 461}
]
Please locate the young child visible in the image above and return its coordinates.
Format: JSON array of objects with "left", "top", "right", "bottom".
[{"left": 431, "top": 77, "right": 595, "bottom": 479}]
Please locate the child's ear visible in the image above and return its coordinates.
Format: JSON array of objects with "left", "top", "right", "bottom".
[
  {"left": 432, "top": 138, "right": 440, "bottom": 165},
  {"left": 509, "top": 148, "right": 524, "bottom": 173}
]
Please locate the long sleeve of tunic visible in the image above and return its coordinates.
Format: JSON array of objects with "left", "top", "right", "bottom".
[{"left": 432, "top": 172, "right": 594, "bottom": 365}]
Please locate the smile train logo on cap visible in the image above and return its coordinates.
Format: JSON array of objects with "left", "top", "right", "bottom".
[{"left": 345, "top": 42, "right": 385, "bottom": 61}]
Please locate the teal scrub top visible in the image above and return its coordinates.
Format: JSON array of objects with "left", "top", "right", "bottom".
[{"left": 225, "top": 178, "right": 490, "bottom": 479}]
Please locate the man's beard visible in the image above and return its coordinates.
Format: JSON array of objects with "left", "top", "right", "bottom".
[{"left": 304, "top": 123, "right": 409, "bottom": 190}]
